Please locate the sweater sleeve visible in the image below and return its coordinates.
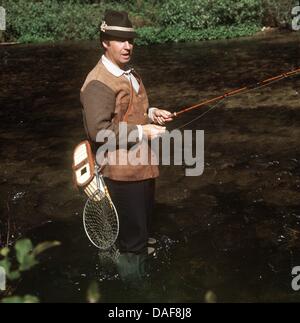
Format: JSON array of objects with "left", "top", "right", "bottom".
[{"left": 80, "top": 80, "right": 138, "bottom": 144}]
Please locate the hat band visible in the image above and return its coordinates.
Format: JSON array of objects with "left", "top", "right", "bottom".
[{"left": 101, "top": 21, "right": 135, "bottom": 33}]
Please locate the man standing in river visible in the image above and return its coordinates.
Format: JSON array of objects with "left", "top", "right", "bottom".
[{"left": 80, "top": 10, "right": 173, "bottom": 282}]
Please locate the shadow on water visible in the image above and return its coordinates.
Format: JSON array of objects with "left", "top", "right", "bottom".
[{"left": 1, "top": 33, "right": 300, "bottom": 302}]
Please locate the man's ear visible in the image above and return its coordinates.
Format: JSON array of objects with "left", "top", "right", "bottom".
[{"left": 102, "top": 40, "right": 109, "bottom": 49}]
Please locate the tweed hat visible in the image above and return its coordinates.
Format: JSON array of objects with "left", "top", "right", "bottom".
[{"left": 100, "top": 10, "right": 137, "bottom": 39}]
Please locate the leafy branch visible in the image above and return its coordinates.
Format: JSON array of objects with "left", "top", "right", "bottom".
[{"left": 0, "top": 239, "right": 61, "bottom": 303}]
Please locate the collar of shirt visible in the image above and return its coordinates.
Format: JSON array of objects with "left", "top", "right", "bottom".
[{"left": 101, "top": 55, "right": 140, "bottom": 93}]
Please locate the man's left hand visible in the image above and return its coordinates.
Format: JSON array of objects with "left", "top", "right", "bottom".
[{"left": 152, "top": 109, "right": 173, "bottom": 125}]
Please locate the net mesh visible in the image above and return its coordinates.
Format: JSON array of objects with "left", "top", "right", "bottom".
[{"left": 83, "top": 190, "right": 119, "bottom": 250}]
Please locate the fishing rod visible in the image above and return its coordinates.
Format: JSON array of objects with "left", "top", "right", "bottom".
[{"left": 171, "top": 67, "right": 300, "bottom": 119}]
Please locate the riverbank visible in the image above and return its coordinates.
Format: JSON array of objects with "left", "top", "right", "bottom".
[{"left": 0, "top": 0, "right": 294, "bottom": 45}]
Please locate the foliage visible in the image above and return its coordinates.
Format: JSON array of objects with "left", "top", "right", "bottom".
[
  {"left": 261, "top": 0, "right": 296, "bottom": 27},
  {"left": 2, "top": 0, "right": 101, "bottom": 42},
  {"left": 0, "top": 0, "right": 296, "bottom": 44},
  {"left": 136, "top": 24, "right": 260, "bottom": 45},
  {"left": 0, "top": 238, "right": 60, "bottom": 303},
  {"left": 158, "top": 0, "right": 262, "bottom": 29},
  {"left": 1, "top": 295, "right": 39, "bottom": 303}
]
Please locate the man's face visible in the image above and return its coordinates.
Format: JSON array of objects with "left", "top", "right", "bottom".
[{"left": 103, "top": 37, "right": 134, "bottom": 68}]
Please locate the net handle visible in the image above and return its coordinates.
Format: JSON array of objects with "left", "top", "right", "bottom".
[{"left": 95, "top": 164, "right": 101, "bottom": 191}]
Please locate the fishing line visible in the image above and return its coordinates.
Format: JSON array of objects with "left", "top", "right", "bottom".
[{"left": 171, "top": 68, "right": 300, "bottom": 130}]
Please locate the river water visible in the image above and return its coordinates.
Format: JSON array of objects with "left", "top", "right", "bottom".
[{"left": 1, "top": 31, "right": 300, "bottom": 302}]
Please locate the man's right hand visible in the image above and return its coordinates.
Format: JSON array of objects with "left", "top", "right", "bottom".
[{"left": 142, "top": 124, "right": 166, "bottom": 140}]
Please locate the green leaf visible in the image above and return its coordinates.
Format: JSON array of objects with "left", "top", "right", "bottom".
[
  {"left": 204, "top": 290, "right": 217, "bottom": 303},
  {"left": 32, "top": 241, "right": 61, "bottom": 257},
  {"left": 7, "top": 270, "right": 21, "bottom": 280},
  {"left": 0, "top": 258, "right": 11, "bottom": 276},
  {"left": 0, "top": 247, "right": 10, "bottom": 257},
  {"left": 1, "top": 297, "right": 24, "bottom": 303},
  {"left": 23, "top": 295, "right": 40, "bottom": 303},
  {"left": 15, "top": 239, "right": 33, "bottom": 266},
  {"left": 1, "top": 295, "right": 39, "bottom": 303},
  {"left": 0, "top": 258, "right": 21, "bottom": 280},
  {"left": 87, "top": 281, "right": 101, "bottom": 303},
  {"left": 18, "top": 254, "right": 38, "bottom": 272}
]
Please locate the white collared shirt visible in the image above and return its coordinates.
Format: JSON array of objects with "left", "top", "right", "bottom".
[
  {"left": 102, "top": 54, "right": 140, "bottom": 93},
  {"left": 101, "top": 55, "right": 158, "bottom": 140}
]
